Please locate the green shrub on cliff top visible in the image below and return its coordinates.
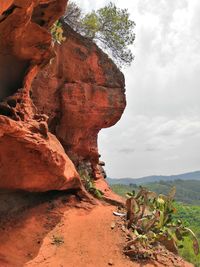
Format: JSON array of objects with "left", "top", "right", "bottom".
[{"left": 63, "top": 2, "right": 135, "bottom": 67}]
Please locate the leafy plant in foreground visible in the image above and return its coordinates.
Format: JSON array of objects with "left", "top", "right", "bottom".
[{"left": 124, "top": 186, "right": 199, "bottom": 259}]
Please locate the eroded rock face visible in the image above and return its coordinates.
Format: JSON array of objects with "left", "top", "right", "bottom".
[
  {"left": 0, "top": 0, "right": 67, "bottom": 119},
  {"left": 0, "top": 1, "right": 125, "bottom": 193},
  {"left": 0, "top": 0, "right": 82, "bottom": 192},
  {"left": 32, "top": 24, "right": 126, "bottom": 181},
  {"left": 0, "top": 116, "right": 81, "bottom": 191}
]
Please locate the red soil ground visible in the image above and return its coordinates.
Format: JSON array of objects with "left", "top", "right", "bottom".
[{"left": 0, "top": 191, "right": 193, "bottom": 267}]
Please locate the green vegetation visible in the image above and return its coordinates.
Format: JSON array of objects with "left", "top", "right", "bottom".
[
  {"left": 124, "top": 187, "right": 199, "bottom": 260},
  {"left": 111, "top": 181, "right": 200, "bottom": 266},
  {"left": 51, "top": 20, "right": 66, "bottom": 44},
  {"left": 111, "top": 184, "right": 135, "bottom": 198},
  {"left": 111, "top": 179, "right": 200, "bottom": 204},
  {"left": 174, "top": 203, "right": 200, "bottom": 266},
  {"left": 79, "top": 171, "right": 104, "bottom": 199},
  {"left": 145, "top": 180, "right": 200, "bottom": 205},
  {"left": 63, "top": 2, "right": 135, "bottom": 67}
]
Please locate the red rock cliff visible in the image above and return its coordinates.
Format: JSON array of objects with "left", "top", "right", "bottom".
[
  {"left": 0, "top": 0, "right": 126, "bottom": 195},
  {"left": 31, "top": 24, "right": 126, "bottom": 183},
  {"left": 0, "top": 0, "right": 82, "bottom": 192},
  {"left": 0, "top": 3, "right": 195, "bottom": 267}
]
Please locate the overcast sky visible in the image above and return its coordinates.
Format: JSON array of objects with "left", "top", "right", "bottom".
[{"left": 74, "top": 0, "right": 200, "bottom": 178}]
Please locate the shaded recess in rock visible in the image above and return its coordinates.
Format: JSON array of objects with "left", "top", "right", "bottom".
[
  {"left": 32, "top": 1, "right": 66, "bottom": 28},
  {"left": 0, "top": 4, "right": 18, "bottom": 22},
  {"left": 0, "top": 54, "right": 30, "bottom": 101},
  {"left": 0, "top": 188, "right": 81, "bottom": 223},
  {"left": 0, "top": 188, "right": 89, "bottom": 267}
]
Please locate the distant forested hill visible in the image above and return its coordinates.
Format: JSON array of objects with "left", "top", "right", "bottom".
[
  {"left": 110, "top": 179, "right": 200, "bottom": 205},
  {"left": 107, "top": 170, "right": 200, "bottom": 185}
]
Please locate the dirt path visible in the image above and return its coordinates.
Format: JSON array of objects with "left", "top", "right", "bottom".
[
  {"left": 25, "top": 204, "right": 193, "bottom": 267},
  {"left": 0, "top": 191, "right": 193, "bottom": 267},
  {"left": 25, "top": 205, "right": 137, "bottom": 267}
]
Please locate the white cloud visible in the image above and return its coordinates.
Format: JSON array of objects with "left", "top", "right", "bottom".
[
  {"left": 100, "top": 114, "right": 200, "bottom": 153},
  {"left": 72, "top": 0, "right": 200, "bottom": 177},
  {"left": 99, "top": 114, "right": 200, "bottom": 177}
]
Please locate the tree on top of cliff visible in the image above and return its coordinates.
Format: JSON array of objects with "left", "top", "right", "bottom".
[{"left": 62, "top": 2, "right": 135, "bottom": 68}]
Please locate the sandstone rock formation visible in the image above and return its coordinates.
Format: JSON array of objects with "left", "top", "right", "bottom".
[
  {"left": 31, "top": 24, "right": 126, "bottom": 185},
  {"left": 0, "top": 0, "right": 82, "bottom": 191},
  {"left": 0, "top": 2, "right": 196, "bottom": 267},
  {"left": 0, "top": 0, "right": 125, "bottom": 195}
]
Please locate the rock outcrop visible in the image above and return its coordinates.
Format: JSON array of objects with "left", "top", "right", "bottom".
[
  {"left": 0, "top": 0, "right": 82, "bottom": 191},
  {"left": 0, "top": 2, "right": 196, "bottom": 267},
  {"left": 0, "top": 0, "right": 125, "bottom": 194},
  {"left": 31, "top": 24, "right": 126, "bottom": 185}
]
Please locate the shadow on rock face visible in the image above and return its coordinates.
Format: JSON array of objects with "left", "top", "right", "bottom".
[
  {"left": 0, "top": 189, "right": 81, "bottom": 267},
  {"left": 0, "top": 54, "right": 29, "bottom": 101}
]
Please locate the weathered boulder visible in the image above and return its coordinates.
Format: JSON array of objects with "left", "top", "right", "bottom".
[{"left": 0, "top": 116, "right": 81, "bottom": 191}]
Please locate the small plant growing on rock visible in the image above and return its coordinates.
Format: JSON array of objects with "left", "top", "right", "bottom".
[
  {"left": 79, "top": 170, "right": 104, "bottom": 199},
  {"left": 124, "top": 186, "right": 199, "bottom": 260},
  {"left": 51, "top": 21, "right": 66, "bottom": 44}
]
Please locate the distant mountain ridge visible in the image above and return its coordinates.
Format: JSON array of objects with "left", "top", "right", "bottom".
[{"left": 107, "top": 170, "right": 200, "bottom": 185}]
